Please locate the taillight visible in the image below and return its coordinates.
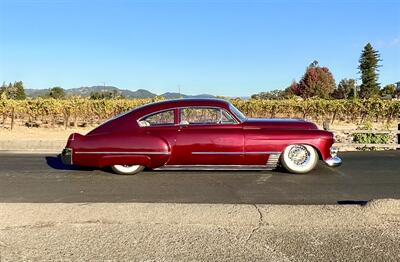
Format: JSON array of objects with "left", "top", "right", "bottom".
[{"left": 66, "top": 133, "right": 77, "bottom": 147}]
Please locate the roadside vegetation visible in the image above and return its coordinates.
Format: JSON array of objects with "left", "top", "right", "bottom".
[{"left": 0, "top": 98, "right": 399, "bottom": 130}]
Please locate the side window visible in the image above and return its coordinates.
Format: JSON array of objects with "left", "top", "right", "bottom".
[
  {"left": 220, "top": 109, "right": 236, "bottom": 124},
  {"left": 138, "top": 110, "right": 174, "bottom": 127},
  {"left": 180, "top": 107, "right": 236, "bottom": 125}
]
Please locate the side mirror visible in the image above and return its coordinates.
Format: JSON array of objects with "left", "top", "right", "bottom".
[{"left": 179, "top": 120, "right": 189, "bottom": 125}]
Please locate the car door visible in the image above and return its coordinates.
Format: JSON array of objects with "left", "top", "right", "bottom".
[
  {"left": 137, "top": 108, "right": 180, "bottom": 165},
  {"left": 172, "top": 107, "right": 244, "bottom": 165}
]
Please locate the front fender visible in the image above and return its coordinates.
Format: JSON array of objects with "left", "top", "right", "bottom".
[{"left": 245, "top": 129, "right": 334, "bottom": 160}]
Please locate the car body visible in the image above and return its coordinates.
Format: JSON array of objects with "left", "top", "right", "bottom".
[{"left": 61, "top": 98, "right": 342, "bottom": 174}]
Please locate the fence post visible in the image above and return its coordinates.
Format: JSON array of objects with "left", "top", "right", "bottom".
[{"left": 10, "top": 107, "right": 15, "bottom": 130}]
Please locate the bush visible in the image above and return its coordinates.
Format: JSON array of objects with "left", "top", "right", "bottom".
[{"left": 353, "top": 133, "right": 390, "bottom": 144}]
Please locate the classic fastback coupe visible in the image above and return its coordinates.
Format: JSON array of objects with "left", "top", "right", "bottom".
[{"left": 61, "top": 98, "right": 341, "bottom": 175}]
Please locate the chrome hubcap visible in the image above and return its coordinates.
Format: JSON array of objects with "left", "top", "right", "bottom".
[{"left": 288, "top": 145, "right": 310, "bottom": 166}]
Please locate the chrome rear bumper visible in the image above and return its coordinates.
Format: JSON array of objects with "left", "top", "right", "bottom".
[
  {"left": 324, "top": 147, "right": 342, "bottom": 167},
  {"left": 61, "top": 148, "right": 73, "bottom": 165}
]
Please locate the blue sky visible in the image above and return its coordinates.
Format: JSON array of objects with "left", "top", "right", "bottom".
[{"left": 0, "top": 0, "right": 399, "bottom": 96}]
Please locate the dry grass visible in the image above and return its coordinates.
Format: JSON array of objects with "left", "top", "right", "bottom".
[
  {"left": 0, "top": 126, "right": 92, "bottom": 141},
  {"left": 0, "top": 120, "right": 397, "bottom": 142}
]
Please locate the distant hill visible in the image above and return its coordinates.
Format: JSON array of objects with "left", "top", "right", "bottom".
[
  {"left": 25, "top": 86, "right": 214, "bottom": 99},
  {"left": 64, "top": 86, "right": 158, "bottom": 98},
  {"left": 160, "top": 92, "right": 215, "bottom": 99},
  {"left": 25, "top": 89, "right": 50, "bottom": 97}
]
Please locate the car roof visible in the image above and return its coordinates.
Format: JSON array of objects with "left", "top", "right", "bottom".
[{"left": 133, "top": 98, "right": 232, "bottom": 116}]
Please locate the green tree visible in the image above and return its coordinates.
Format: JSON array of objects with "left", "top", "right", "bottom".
[
  {"left": 0, "top": 82, "right": 7, "bottom": 98},
  {"left": 48, "top": 86, "right": 66, "bottom": 99},
  {"left": 0, "top": 81, "right": 26, "bottom": 99},
  {"left": 0, "top": 82, "right": 16, "bottom": 99},
  {"left": 89, "top": 90, "right": 123, "bottom": 100},
  {"left": 14, "top": 81, "right": 26, "bottom": 100},
  {"left": 333, "top": 78, "right": 356, "bottom": 99},
  {"left": 380, "top": 84, "right": 396, "bottom": 97},
  {"left": 90, "top": 91, "right": 114, "bottom": 100},
  {"left": 358, "top": 43, "right": 381, "bottom": 99},
  {"left": 297, "top": 61, "right": 336, "bottom": 98}
]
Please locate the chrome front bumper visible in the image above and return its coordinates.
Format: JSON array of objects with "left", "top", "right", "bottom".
[
  {"left": 324, "top": 147, "right": 342, "bottom": 167},
  {"left": 61, "top": 148, "right": 73, "bottom": 165}
]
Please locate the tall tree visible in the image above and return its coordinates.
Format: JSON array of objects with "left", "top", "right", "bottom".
[
  {"left": 358, "top": 43, "right": 381, "bottom": 98},
  {"left": 297, "top": 61, "right": 336, "bottom": 98}
]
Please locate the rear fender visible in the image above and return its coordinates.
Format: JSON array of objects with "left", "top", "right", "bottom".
[{"left": 71, "top": 131, "right": 172, "bottom": 169}]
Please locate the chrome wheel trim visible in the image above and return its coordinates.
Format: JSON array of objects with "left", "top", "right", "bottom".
[
  {"left": 288, "top": 145, "right": 311, "bottom": 167},
  {"left": 112, "top": 165, "right": 141, "bottom": 174}
]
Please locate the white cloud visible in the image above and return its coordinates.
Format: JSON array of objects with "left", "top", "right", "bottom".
[
  {"left": 389, "top": 37, "right": 400, "bottom": 47},
  {"left": 376, "top": 37, "right": 400, "bottom": 48}
]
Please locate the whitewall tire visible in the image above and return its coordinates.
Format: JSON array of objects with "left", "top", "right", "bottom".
[
  {"left": 111, "top": 165, "right": 144, "bottom": 175},
  {"left": 281, "top": 144, "right": 319, "bottom": 174}
]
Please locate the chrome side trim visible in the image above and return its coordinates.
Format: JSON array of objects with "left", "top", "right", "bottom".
[
  {"left": 157, "top": 165, "right": 273, "bottom": 171},
  {"left": 75, "top": 151, "right": 170, "bottom": 155},
  {"left": 192, "top": 151, "right": 279, "bottom": 155},
  {"left": 192, "top": 152, "right": 241, "bottom": 155},
  {"left": 245, "top": 151, "right": 280, "bottom": 155},
  {"left": 266, "top": 153, "right": 281, "bottom": 169}
]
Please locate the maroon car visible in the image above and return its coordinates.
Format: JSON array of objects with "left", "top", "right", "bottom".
[{"left": 61, "top": 98, "right": 341, "bottom": 175}]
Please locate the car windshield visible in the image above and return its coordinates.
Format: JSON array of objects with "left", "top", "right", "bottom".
[{"left": 229, "top": 103, "right": 247, "bottom": 122}]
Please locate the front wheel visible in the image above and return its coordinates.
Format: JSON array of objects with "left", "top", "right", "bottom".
[
  {"left": 111, "top": 165, "right": 144, "bottom": 175},
  {"left": 280, "top": 144, "right": 318, "bottom": 174}
]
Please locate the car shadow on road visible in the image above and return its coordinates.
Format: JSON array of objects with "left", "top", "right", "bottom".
[
  {"left": 45, "top": 155, "right": 95, "bottom": 171},
  {"left": 337, "top": 200, "right": 369, "bottom": 206}
]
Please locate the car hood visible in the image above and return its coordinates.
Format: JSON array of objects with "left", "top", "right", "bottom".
[{"left": 243, "top": 118, "right": 319, "bottom": 130}]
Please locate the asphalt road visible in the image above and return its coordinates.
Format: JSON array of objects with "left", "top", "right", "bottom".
[{"left": 0, "top": 151, "right": 399, "bottom": 204}]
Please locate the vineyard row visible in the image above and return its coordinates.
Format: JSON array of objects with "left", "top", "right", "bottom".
[{"left": 0, "top": 98, "right": 399, "bottom": 129}]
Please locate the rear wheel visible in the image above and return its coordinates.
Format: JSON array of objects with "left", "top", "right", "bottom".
[
  {"left": 280, "top": 144, "right": 318, "bottom": 174},
  {"left": 111, "top": 165, "right": 144, "bottom": 175}
]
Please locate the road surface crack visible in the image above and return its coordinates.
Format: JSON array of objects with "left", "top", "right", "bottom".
[{"left": 246, "top": 204, "right": 264, "bottom": 244}]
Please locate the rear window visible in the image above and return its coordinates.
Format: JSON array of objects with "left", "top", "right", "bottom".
[{"left": 138, "top": 110, "right": 175, "bottom": 127}]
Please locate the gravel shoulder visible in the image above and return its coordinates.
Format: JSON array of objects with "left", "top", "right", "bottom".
[{"left": 1, "top": 200, "right": 400, "bottom": 261}]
